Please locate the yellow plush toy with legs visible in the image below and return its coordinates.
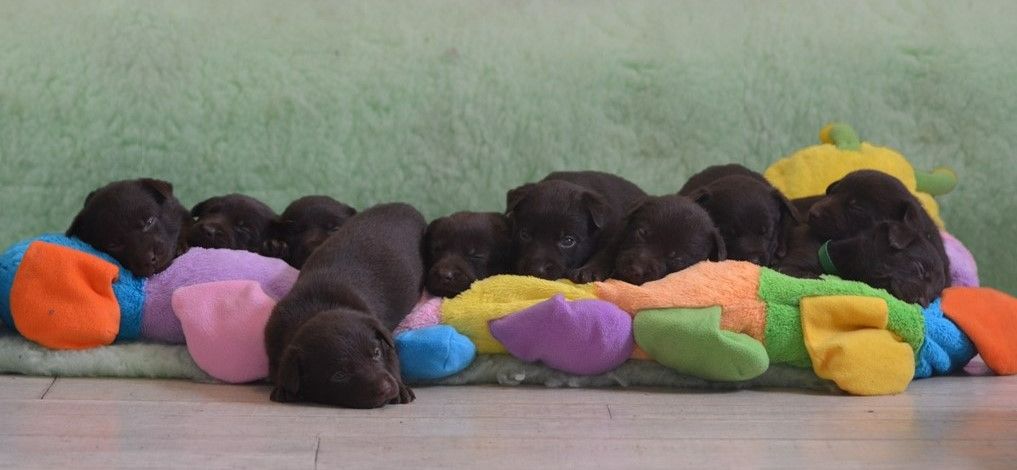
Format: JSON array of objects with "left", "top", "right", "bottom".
[{"left": 763, "top": 123, "right": 956, "bottom": 228}]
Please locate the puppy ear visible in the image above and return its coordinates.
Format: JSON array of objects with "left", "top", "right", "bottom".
[
  {"left": 622, "top": 198, "right": 647, "bottom": 220},
  {"left": 710, "top": 228, "right": 727, "bottom": 261},
  {"left": 824, "top": 178, "right": 842, "bottom": 195},
  {"left": 886, "top": 222, "right": 917, "bottom": 251},
  {"left": 363, "top": 315, "right": 396, "bottom": 349},
  {"left": 688, "top": 187, "right": 711, "bottom": 206},
  {"left": 898, "top": 202, "right": 924, "bottom": 227},
  {"left": 139, "top": 178, "right": 174, "bottom": 204},
  {"left": 505, "top": 183, "right": 535, "bottom": 217},
  {"left": 190, "top": 199, "right": 209, "bottom": 217},
  {"left": 582, "top": 192, "right": 613, "bottom": 229},
  {"left": 81, "top": 189, "right": 98, "bottom": 207},
  {"left": 270, "top": 347, "right": 302, "bottom": 403},
  {"left": 772, "top": 189, "right": 802, "bottom": 258}
]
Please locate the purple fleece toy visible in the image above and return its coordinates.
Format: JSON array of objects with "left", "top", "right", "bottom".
[
  {"left": 489, "top": 294, "right": 635, "bottom": 375},
  {"left": 941, "top": 231, "right": 979, "bottom": 288},
  {"left": 141, "top": 248, "right": 298, "bottom": 343}
]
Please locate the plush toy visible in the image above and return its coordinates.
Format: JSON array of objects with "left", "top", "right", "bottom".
[
  {"left": 763, "top": 123, "right": 956, "bottom": 228},
  {"left": 394, "top": 264, "right": 1017, "bottom": 396},
  {"left": 0, "top": 234, "right": 298, "bottom": 382}
]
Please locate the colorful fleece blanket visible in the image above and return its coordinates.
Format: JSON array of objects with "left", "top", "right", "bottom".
[{"left": 2, "top": 234, "right": 1016, "bottom": 395}]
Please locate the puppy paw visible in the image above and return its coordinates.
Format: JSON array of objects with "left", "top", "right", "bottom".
[
  {"left": 570, "top": 265, "right": 610, "bottom": 283},
  {"left": 393, "top": 383, "right": 416, "bottom": 404}
]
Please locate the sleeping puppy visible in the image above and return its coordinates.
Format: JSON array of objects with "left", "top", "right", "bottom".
[
  {"left": 613, "top": 195, "right": 726, "bottom": 285},
  {"left": 265, "top": 203, "right": 425, "bottom": 408},
  {"left": 678, "top": 164, "right": 800, "bottom": 266},
  {"left": 506, "top": 171, "right": 647, "bottom": 282},
  {"left": 273, "top": 196, "right": 357, "bottom": 268},
  {"left": 67, "top": 178, "right": 190, "bottom": 277},
  {"left": 187, "top": 194, "right": 277, "bottom": 253},
  {"left": 775, "top": 220, "right": 945, "bottom": 306},
  {"left": 806, "top": 169, "right": 950, "bottom": 286},
  {"left": 424, "top": 212, "right": 512, "bottom": 297}
]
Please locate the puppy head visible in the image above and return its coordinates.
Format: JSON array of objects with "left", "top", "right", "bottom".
[
  {"left": 275, "top": 196, "right": 357, "bottom": 268},
  {"left": 67, "top": 178, "right": 189, "bottom": 277},
  {"left": 506, "top": 180, "right": 613, "bottom": 280},
  {"left": 828, "top": 220, "right": 946, "bottom": 307},
  {"left": 808, "top": 170, "right": 922, "bottom": 240},
  {"left": 271, "top": 310, "right": 402, "bottom": 408},
  {"left": 425, "top": 212, "right": 512, "bottom": 297},
  {"left": 613, "top": 195, "right": 725, "bottom": 284},
  {"left": 687, "top": 175, "right": 799, "bottom": 265},
  {"left": 188, "top": 194, "right": 277, "bottom": 252}
]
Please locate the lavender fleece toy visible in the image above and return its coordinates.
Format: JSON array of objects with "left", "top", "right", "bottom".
[{"left": 0, "top": 234, "right": 298, "bottom": 382}]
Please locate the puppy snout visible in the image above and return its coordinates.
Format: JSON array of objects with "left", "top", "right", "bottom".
[
  {"left": 439, "top": 268, "right": 460, "bottom": 282},
  {"left": 201, "top": 224, "right": 220, "bottom": 237}
]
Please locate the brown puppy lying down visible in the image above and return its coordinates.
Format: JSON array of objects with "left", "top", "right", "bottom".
[
  {"left": 188, "top": 194, "right": 278, "bottom": 253},
  {"left": 806, "top": 169, "right": 950, "bottom": 293},
  {"left": 272, "top": 195, "right": 357, "bottom": 269},
  {"left": 613, "top": 195, "right": 726, "bottom": 285},
  {"left": 506, "top": 170, "right": 647, "bottom": 282},
  {"left": 424, "top": 212, "right": 512, "bottom": 298},
  {"left": 265, "top": 203, "right": 425, "bottom": 408},
  {"left": 775, "top": 221, "right": 945, "bottom": 306},
  {"left": 679, "top": 164, "right": 799, "bottom": 266},
  {"left": 67, "top": 178, "right": 191, "bottom": 277}
]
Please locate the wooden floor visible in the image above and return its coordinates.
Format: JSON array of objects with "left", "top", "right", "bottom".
[{"left": 2, "top": 365, "right": 1016, "bottom": 469}]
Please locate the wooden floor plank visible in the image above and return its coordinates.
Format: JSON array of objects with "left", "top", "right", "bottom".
[
  {"left": 0, "top": 375, "right": 54, "bottom": 400},
  {"left": 0, "top": 435, "right": 316, "bottom": 470},
  {"left": 317, "top": 436, "right": 1017, "bottom": 470}
]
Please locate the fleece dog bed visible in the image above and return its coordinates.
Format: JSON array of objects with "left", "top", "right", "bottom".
[{"left": 2, "top": 123, "right": 1014, "bottom": 396}]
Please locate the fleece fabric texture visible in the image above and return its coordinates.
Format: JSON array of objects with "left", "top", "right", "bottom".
[
  {"left": 0, "top": 235, "right": 145, "bottom": 342},
  {"left": 0, "top": 332, "right": 836, "bottom": 392},
  {"left": 0, "top": 1, "right": 1014, "bottom": 293},
  {"left": 141, "top": 247, "right": 298, "bottom": 343}
]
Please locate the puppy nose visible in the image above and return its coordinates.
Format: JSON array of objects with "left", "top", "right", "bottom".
[
  {"left": 536, "top": 263, "right": 556, "bottom": 277},
  {"left": 439, "top": 269, "right": 458, "bottom": 282},
  {"left": 377, "top": 379, "right": 395, "bottom": 397}
]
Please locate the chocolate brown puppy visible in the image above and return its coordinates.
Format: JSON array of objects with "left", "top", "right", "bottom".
[
  {"left": 776, "top": 221, "right": 945, "bottom": 306},
  {"left": 272, "top": 196, "right": 357, "bottom": 268},
  {"left": 679, "top": 164, "right": 800, "bottom": 266},
  {"left": 506, "top": 171, "right": 647, "bottom": 282},
  {"left": 425, "top": 212, "right": 512, "bottom": 297},
  {"left": 188, "top": 194, "right": 277, "bottom": 253},
  {"left": 67, "top": 178, "right": 190, "bottom": 277},
  {"left": 613, "top": 195, "right": 726, "bottom": 285},
  {"left": 807, "top": 169, "right": 950, "bottom": 287},
  {"left": 265, "top": 203, "right": 425, "bottom": 408}
]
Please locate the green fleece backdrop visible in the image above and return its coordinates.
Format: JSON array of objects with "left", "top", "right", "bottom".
[{"left": 0, "top": 1, "right": 1015, "bottom": 293}]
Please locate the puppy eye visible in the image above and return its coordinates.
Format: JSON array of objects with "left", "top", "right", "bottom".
[
  {"left": 236, "top": 220, "right": 246, "bottom": 227},
  {"left": 847, "top": 200, "right": 864, "bottom": 212},
  {"left": 468, "top": 251, "right": 488, "bottom": 260},
  {"left": 372, "top": 346, "right": 382, "bottom": 361},
  {"left": 141, "top": 216, "right": 157, "bottom": 231},
  {"left": 636, "top": 227, "right": 648, "bottom": 239},
  {"left": 326, "top": 224, "right": 339, "bottom": 233},
  {"left": 330, "top": 370, "right": 350, "bottom": 383},
  {"left": 558, "top": 236, "right": 577, "bottom": 249},
  {"left": 518, "top": 229, "right": 532, "bottom": 242}
]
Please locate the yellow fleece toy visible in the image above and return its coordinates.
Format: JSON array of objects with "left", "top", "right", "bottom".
[{"left": 764, "top": 123, "right": 956, "bottom": 228}]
